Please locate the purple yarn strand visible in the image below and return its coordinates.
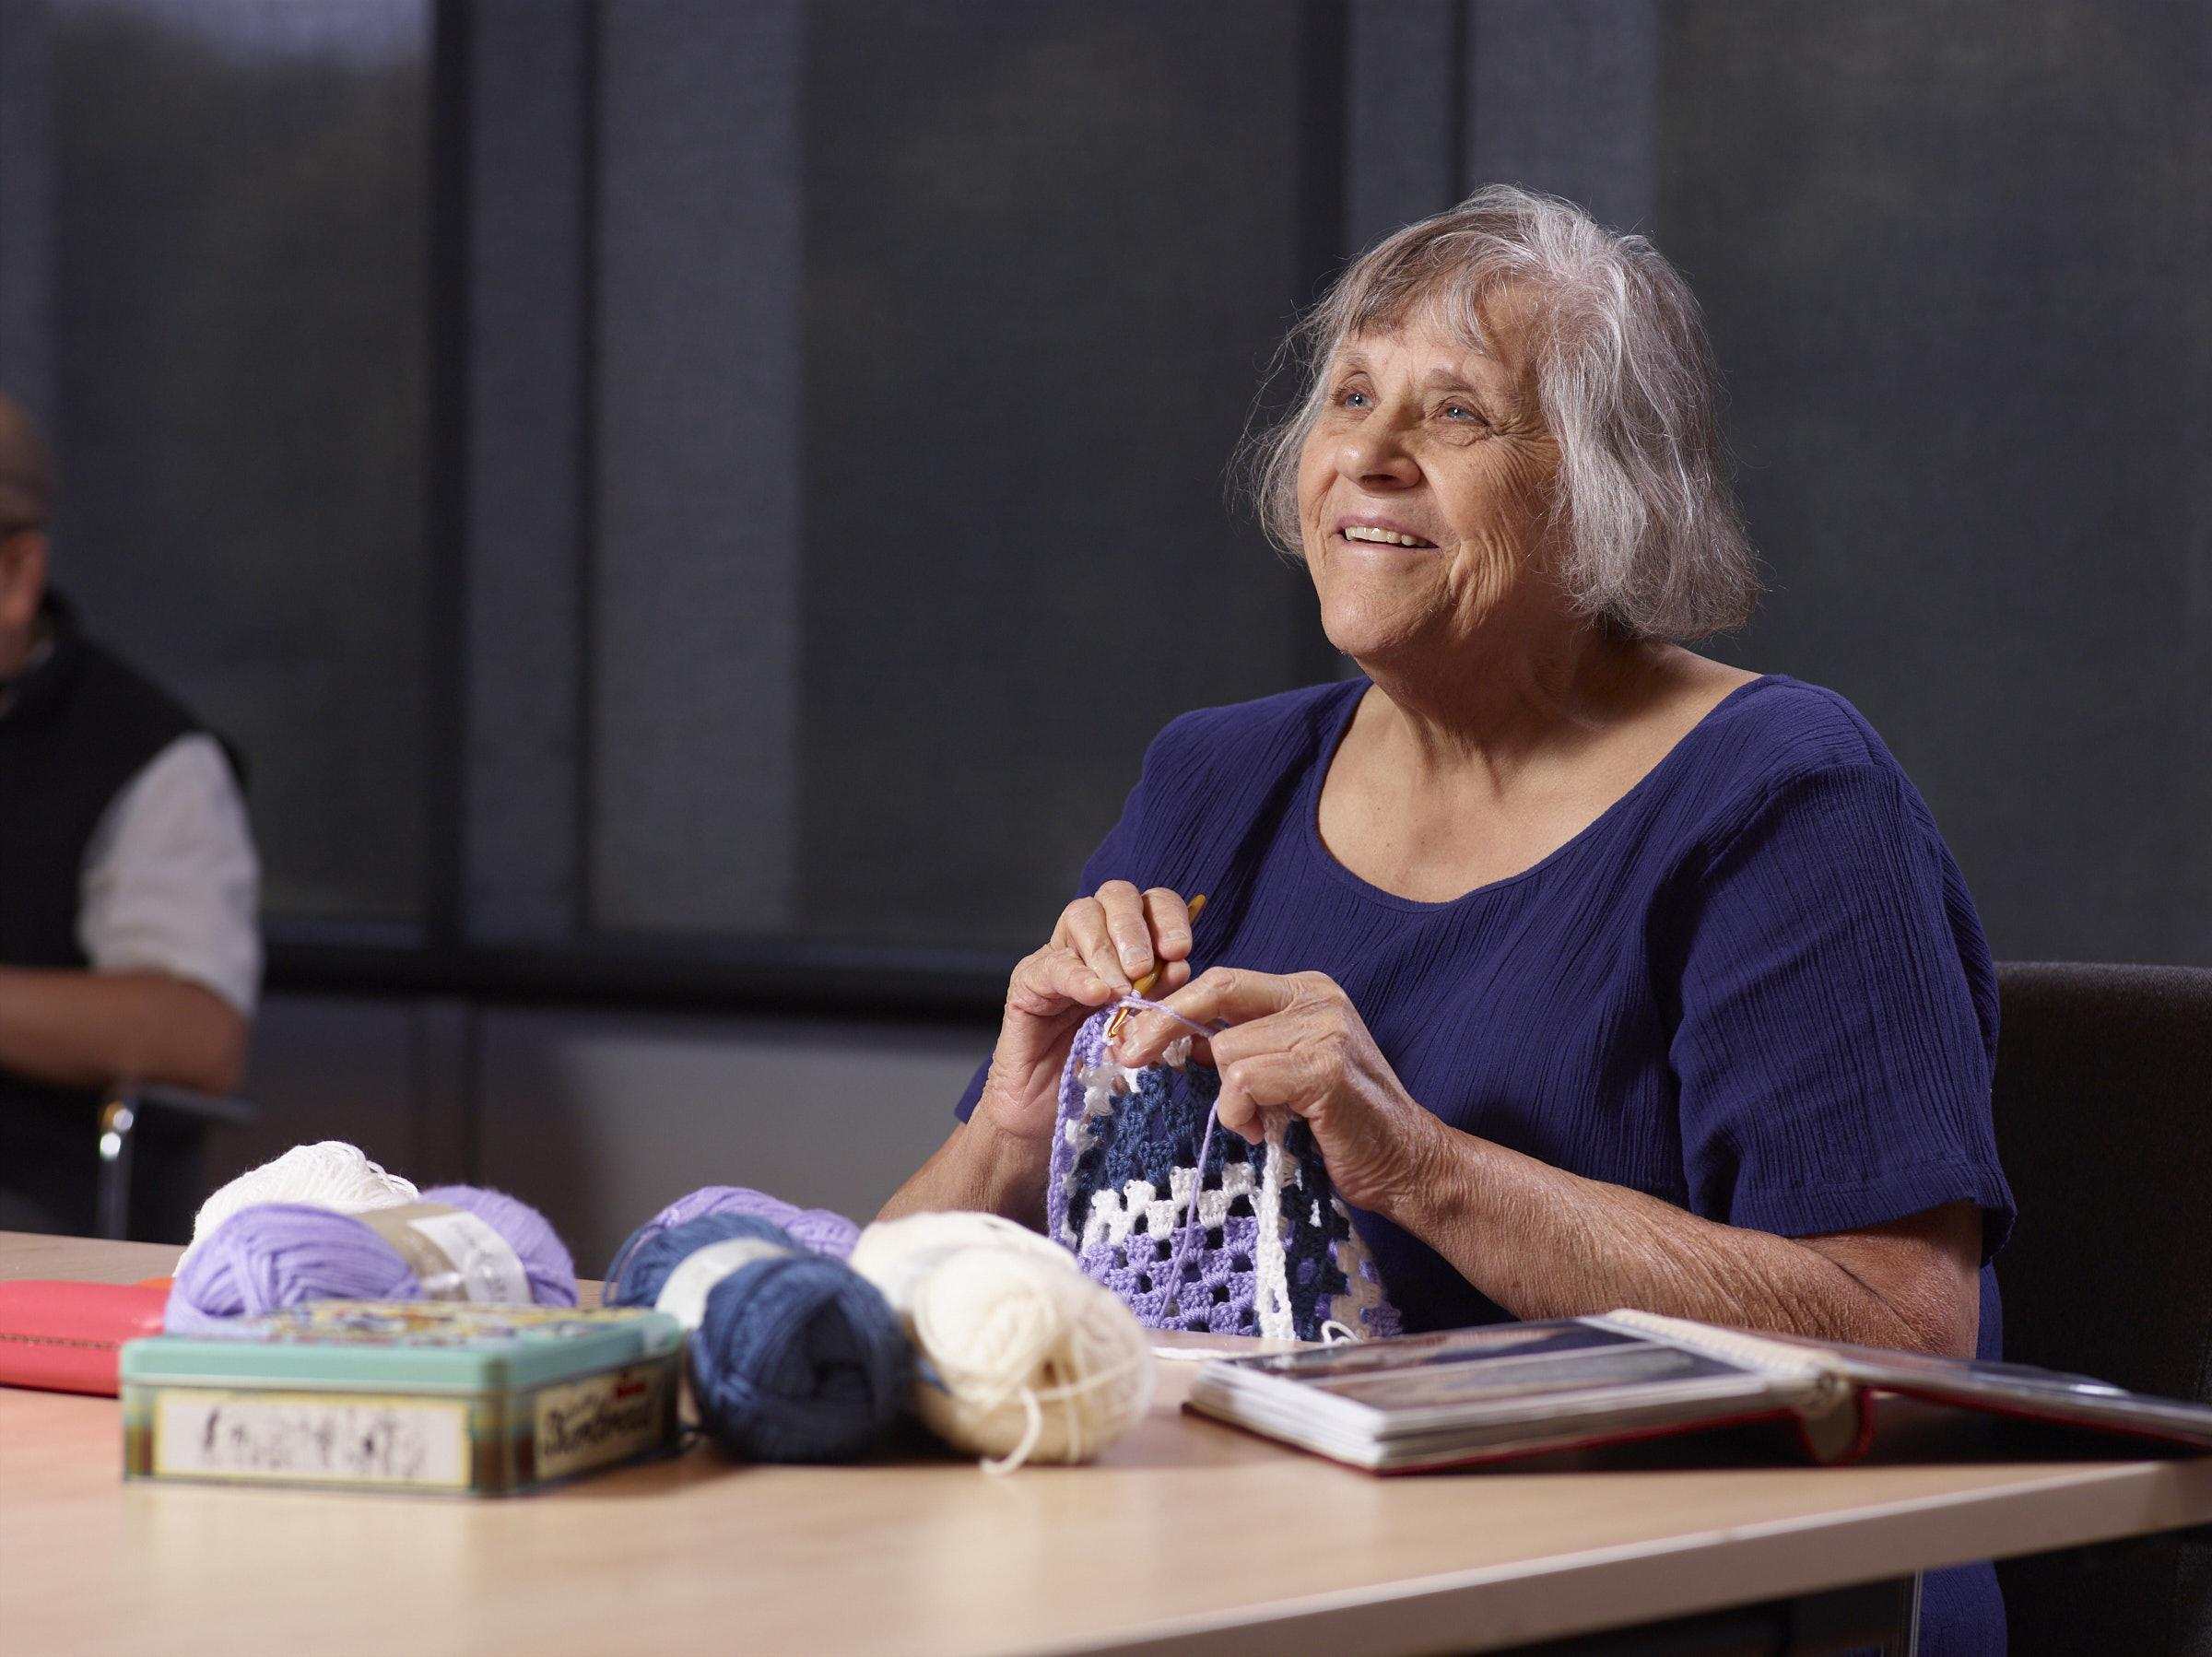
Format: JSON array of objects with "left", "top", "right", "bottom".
[
  {"left": 1164, "top": 1104, "right": 1220, "bottom": 1322},
  {"left": 1109, "top": 993, "right": 1217, "bottom": 1044}
]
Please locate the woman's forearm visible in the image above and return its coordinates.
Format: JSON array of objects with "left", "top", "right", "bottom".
[
  {"left": 0, "top": 967, "right": 248, "bottom": 1097},
  {"left": 877, "top": 1117, "right": 1052, "bottom": 1227},
  {"left": 1394, "top": 1119, "right": 1976, "bottom": 1356}
]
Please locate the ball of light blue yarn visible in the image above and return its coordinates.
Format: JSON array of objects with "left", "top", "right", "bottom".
[{"left": 605, "top": 1212, "right": 908, "bottom": 1463}]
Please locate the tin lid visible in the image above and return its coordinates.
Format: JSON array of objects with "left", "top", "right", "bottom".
[{"left": 120, "top": 1300, "right": 684, "bottom": 1393}]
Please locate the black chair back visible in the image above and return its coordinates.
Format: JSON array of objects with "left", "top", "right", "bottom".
[{"left": 1991, "top": 962, "right": 2212, "bottom": 1656}]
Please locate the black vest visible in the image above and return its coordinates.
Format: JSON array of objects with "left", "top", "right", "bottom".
[{"left": 0, "top": 592, "right": 209, "bottom": 1231}]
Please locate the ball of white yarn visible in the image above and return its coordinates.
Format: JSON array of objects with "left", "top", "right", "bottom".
[
  {"left": 849, "top": 1214, "right": 1154, "bottom": 1472},
  {"left": 179, "top": 1142, "right": 419, "bottom": 1271}
]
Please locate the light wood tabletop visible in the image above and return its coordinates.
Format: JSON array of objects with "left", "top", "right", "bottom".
[{"left": 6, "top": 1230, "right": 2211, "bottom": 1655}]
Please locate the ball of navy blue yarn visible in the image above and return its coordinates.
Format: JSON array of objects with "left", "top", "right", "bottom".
[
  {"left": 602, "top": 1211, "right": 907, "bottom": 1462},
  {"left": 690, "top": 1251, "right": 907, "bottom": 1463},
  {"left": 603, "top": 1212, "right": 790, "bottom": 1309}
]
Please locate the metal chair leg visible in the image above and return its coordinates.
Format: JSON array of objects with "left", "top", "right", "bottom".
[{"left": 96, "top": 1091, "right": 138, "bottom": 1241}]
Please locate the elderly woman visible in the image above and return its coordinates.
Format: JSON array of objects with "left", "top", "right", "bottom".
[{"left": 883, "top": 187, "right": 2012, "bottom": 1652}]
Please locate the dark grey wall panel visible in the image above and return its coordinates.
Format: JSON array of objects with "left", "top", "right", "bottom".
[
  {"left": 13, "top": 0, "right": 2199, "bottom": 993},
  {"left": 0, "top": 0, "right": 53, "bottom": 421},
  {"left": 1468, "top": 0, "right": 1658, "bottom": 231},
  {"left": 797, "top": 0, "right": 1330, "bottom": 948},
  {"left": 206, "top": 994, "right": 472, "bottom": 1225},
  {"left": 592, "top": 0, "right": 802, "bottom": 934},
  {"left": 41, "top": 0, "right": 433, "bottom": 927},
  {"left": 1661, "top": 1, "right": 2212, "bottom": 965},
  {"left": 1347, "top": 0, "right": 1464, "bottom": 252},
  {"left": 463, "top": 0, "right": 589, "bottom": 944}
]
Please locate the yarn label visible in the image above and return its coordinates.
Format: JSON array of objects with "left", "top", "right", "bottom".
[
  {"left": 359, "top": 1203, "right": 533, "bottom": 1303},
  {"left": 533, "top": 1364, "right": 667, "bottom": 1483},
  {"left": 151, "top": 1390, "right": 469, "bottom": 1488},
  {"left": 653, "top": 1237, "right": 789, "bottom": 1332}
]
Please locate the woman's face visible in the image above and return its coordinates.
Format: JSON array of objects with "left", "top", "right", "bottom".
[{"left": 1295, "top": 296, "right": 1562, "bottom": 667}]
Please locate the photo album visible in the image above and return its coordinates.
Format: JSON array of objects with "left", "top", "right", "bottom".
[{"left": 1187, "top": 1310, "right": 2212, "bottom": 1474}]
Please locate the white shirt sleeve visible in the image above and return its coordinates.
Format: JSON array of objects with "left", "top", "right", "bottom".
[{"left": 76, "top": 733, "right": 264, "bottom": 1017}]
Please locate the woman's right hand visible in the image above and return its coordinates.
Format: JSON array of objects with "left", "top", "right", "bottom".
[{"left": 974, "top": 882, "right": 1200, "bottom": 1143}]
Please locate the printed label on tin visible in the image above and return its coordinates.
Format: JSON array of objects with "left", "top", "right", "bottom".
[
  {"left": 152, "top": 1389, "right": 469, "bottom": 1487},
  {"left": 534, "top": 1364, "right": 665, "bottom": 1483}
]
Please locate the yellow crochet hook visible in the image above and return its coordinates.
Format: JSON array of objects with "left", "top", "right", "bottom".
[{"left": 1104, "top": 892, "right": 1205, "bottom": 1045}]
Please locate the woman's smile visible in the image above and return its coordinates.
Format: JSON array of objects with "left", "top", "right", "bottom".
[{"left": 1335, "top": 514, "right": 1439, "bottom": 550}]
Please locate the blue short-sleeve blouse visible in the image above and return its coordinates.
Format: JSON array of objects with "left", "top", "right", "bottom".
[
  {"left": 956, "top": 673, "right": 2015, "bottom": 1650},
  {"left": 961, "top": 673, "right": 2014, "bottom": 1306}
]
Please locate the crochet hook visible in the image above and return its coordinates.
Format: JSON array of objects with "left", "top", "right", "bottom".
[{"left": 1105, "top": 892, "right": 1205, "bottom": 1045}]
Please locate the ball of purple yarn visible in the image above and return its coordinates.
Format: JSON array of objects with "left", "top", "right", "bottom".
[
  {"left": 603, "top": 1185, "right": 859, "bottom": 1287},
  {"left": 653, "top": 1185, "right": 859, "bottom": 1259},
  {"left": 418, "top": 1184, "right": 579, "bottom": 1307},
  {"left": 165, "top": 1204, "right": 421, "bottom": 1336},
  {"left": 165, "top": 1186, "right": 579, "bottom": 1334}
]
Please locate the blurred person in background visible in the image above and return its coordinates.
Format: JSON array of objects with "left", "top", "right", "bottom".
[{"left": 0, "top": 390, "right": 261, "bottom": 1236}]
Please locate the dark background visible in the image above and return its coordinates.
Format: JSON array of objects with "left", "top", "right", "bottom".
[{"left": 0, "top": 0, "right": 2204, "bottom": 1260}]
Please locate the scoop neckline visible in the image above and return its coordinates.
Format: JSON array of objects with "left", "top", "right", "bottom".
[{"left": 1297, "top": 672, "right": 1780, "bottom": 913}]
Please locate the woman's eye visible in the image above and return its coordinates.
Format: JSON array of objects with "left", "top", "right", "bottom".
[
  {"left": 1337, "top": 387, "right": 1371, "bottom": 409},
  {"left": 1441, "top": 401, "right": 1483, "bottom": 424}
]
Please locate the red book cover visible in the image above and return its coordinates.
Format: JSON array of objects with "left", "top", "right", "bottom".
[{"left": 0, "top": 1279, "right": 169, "bottom": 1395}]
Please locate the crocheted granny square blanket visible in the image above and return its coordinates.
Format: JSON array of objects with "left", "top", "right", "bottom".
[{"left": 1046, "top": 1007, "right": 1400, "bottom": 1343}]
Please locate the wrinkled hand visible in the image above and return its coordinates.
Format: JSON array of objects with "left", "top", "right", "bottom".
[
  {"left": 1113, "top": 967, "right": 1441, "bottom": 1214},
  {"left": 975, "top": 882, "right": 1198, "bottom": 1143}
]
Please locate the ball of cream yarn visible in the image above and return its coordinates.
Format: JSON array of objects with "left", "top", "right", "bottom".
[
  {"left": 850, "top": 1213, "right": 1154, "bottom": 1473},
  {"left": 179, "top": 1142, "right": 419, "bottom": 1272},
  {"left": 849, "top": 1211, "right": 1070, "bottom": 1305}
]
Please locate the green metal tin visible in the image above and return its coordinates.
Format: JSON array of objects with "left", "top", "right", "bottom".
[{"left": 121, "top": 1300, "right": 685, "bottom": 1496}]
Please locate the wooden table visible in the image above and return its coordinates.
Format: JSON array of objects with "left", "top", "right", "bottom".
[{"left": 6, "top": 1232, "right": 2211, "bottom": 1655}]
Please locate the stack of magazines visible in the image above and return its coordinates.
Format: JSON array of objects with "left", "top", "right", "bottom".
[{"left": 1186, "top": 1310, "right": 2212, "bottom": 1474}]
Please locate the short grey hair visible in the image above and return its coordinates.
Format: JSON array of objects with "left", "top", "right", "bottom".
[{"left": 1240, "top": 185, "right": 1758, "bottom": 641}]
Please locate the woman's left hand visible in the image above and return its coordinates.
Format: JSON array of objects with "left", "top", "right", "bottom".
[{"left": 1112, "top": 967, "right": 1441, "bottom": 1214}]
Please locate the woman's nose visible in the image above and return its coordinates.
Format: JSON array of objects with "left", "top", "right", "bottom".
[{"left": 1335, "top": 425, "right": 1420, "bottom": 490}]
